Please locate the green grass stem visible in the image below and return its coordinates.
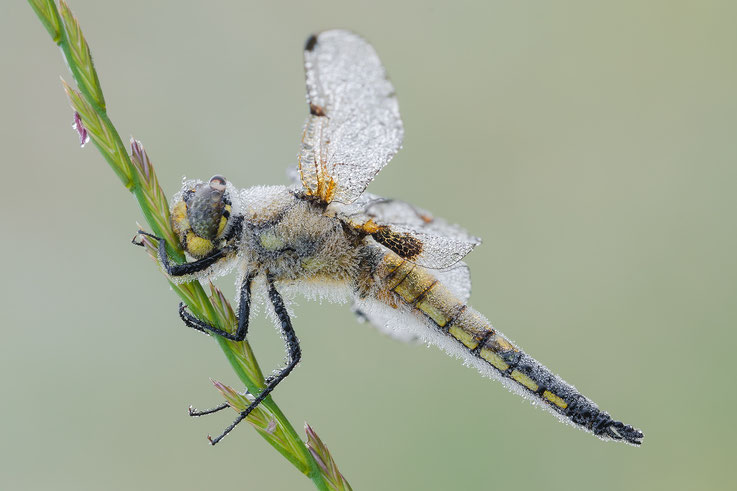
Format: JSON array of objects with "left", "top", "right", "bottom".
[{"left": 28, "top": 1, "right": 351, "bottom": 489}]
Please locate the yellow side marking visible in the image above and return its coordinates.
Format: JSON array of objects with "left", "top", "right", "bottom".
[
  {"left": 416, "top": 298, "right": 450, "bottom": 327},
  {"left": 414, "top": 282, "right": 461, "bottom": 328},
  {"left": 171, "top": 201, "right": 188, "bottom": 223},
  {"left": 511, "top": 370, "right": 539, "bottom": 392},
  {"left": 393, "top": 276, "right": 418, "bottom": 302},
  {"left": 385, "top": 262, "right": 414, "bottom": 291},
  {"left": 217, "top": 215, "right": 227, "bottom": 236},
  {"left": 395, "top": 275, "right": 435, "bottom": 304},
  {"left": 543, "top": 390, "right": 568, "bottom": 409},
  {"left": 450, "top": 308, "right": 492, "bottom": 348},
  {"left": 414, "top": 280, "right": 439, "bottom": 305},
  {"left": 170, "top": 201, "right": 190, "bottom": 237},
  {"left": 480, "top": 348, "right": 510, "bottom": 372},
  {"left": 492, "top": 337, "right": 518, "bottom": 353},
  {"left": 449, "top": 325, "right": 479, "bottom": 349},
  {"left": 382, "top": 253, "right": 405, "bottom": 273}
]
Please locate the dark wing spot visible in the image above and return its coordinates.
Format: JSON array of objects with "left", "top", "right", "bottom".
[
  {"left": 310, "top": 103, "right": 326, "bottom": 116},
  {"left": 373, "top": 227, "right": 423, "bottom": 260},
  {"left": 305, "top": 34, "right": 318, "bottom": 52}
]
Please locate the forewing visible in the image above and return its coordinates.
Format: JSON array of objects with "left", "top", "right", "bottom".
[
  {"left": 348, "top": 197, "right": 475, "bottom": 339},
  {"left": 299, "top": 30, "right": 404, "bottom": 204},
  {"left": 363, "top": 197, "right": 478, "bottom": 243},
  {"left": 376, "top": 225, "right": 479, "bottom": 269},
  {"left": 353, "top": 196, "right": 481, "bottom": 270},
  {"left": 433, "top": 262, "right": 472, "bottom": 302}
]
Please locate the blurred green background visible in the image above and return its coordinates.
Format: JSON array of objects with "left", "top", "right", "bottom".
[{"left": 2, "top": 1, "right": 735, "bottom": 489}]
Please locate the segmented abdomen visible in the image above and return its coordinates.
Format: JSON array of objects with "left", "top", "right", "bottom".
[{"left": 376, "top": 252, "right": 643, "bottom": 445}]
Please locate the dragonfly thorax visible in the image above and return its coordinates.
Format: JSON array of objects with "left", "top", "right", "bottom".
[{"left": 238, "top": 185, "right": 364, "bottom": 285}]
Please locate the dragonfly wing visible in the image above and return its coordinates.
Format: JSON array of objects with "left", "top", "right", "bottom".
[
  {"left": 363, "top": 197, "right": 478, "bottom": 242},
  {"left": 299, "top": 30, "right": 404, "bottom": 204},
  {"left": 352, "top": 299, "right": 422, "bottom": 343},
  {"left": 346, "top": 195, "right": 481, "bottom": 269},
  {"left": 374, "top": 225, "right": 479, "bottom": 269},
  {"left": 436, "top": 262, "right": 472, "bottom": 303},
  {"left": 352, "top": 263, "right": 471, "bottom": 343}
]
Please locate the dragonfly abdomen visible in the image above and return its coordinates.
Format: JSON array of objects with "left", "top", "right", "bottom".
[{"left": 378, "top": 252, "right": 643, "bottom": 445}]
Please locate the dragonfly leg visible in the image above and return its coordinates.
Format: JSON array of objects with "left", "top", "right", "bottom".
[
  {"left": 177, "top": 273, "right": 254, "bottom": 341},
  {"left": 188, "top": 402, "right": 229, "bottom": 417},
  {"left": 208, "top": 275, "right": 301, "bottom": 445},
  {"left": 133, "top": 230, "right": 226, "bottom": 276}
]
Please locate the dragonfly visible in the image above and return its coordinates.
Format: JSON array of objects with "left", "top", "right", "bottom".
[{"left": 137, "top": 30, "right": 643, "bottom": 446}]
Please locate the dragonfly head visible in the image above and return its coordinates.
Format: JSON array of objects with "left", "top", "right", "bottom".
[{"left": 170, "top": 175, "right": 238, "bottom": 258}]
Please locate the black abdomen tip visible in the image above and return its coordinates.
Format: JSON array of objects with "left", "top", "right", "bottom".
[{"left": 591, "top": 412, "right": 644, "bottom": 445}]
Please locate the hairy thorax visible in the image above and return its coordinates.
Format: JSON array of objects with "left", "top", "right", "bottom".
[{"left": 239, "top": 186, "right": 369, "bottom": 286}]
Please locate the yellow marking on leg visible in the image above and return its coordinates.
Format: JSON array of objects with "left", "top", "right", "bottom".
[
  {"left": 543, "top": 390, "right": 568, "bottom": 409},
  {"left": 480, "top": 347, "right": 510, "bottom": 372},
  {"left": 511, "top": 370, "right": 539, "bottom": 392}
]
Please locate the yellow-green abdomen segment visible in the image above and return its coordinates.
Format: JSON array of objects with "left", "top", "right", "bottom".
[{"left": 379, "top": 252, "right": 641, "bottom": 442}]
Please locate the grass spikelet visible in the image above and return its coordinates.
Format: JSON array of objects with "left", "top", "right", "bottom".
[{"left": 29, "top": 2, "right": 346, "bottom": 489}]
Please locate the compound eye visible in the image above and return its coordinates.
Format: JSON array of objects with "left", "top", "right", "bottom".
[
  {"left": 209, "top": 175, "right": 227, "bottom": 191},
  {"left": 187, "top": 178, "right": 226, "bottom": 240}
]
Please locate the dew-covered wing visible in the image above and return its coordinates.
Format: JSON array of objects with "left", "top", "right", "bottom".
[
  {"left": 344, "top": 195, "right": 481, "bottom": 270},
  {"left": 362, "top": 197, "right": 479, "bottom": 244},
  {"left": 298, "top": 30, "right": 404, "bottom": 204},
  {"left": 372, "top": 224, "right": 478, "bottom": 270},
  {"left": 352, "top": 299, "right": 422, "bottom": 343},
  {"left": 352, "top": 262, "right": 471, "bottom": 343},
  {"left": 348, "top": 196, "right": 475, "bottom": 340}
]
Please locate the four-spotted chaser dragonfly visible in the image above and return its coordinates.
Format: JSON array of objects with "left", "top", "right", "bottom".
[{"left": 138, "top": 30, "right": 643, "bottom": 446}]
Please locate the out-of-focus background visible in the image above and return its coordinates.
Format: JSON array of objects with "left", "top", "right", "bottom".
[{"left": 2, "top": 1, "right": 735, "bottom": 490}]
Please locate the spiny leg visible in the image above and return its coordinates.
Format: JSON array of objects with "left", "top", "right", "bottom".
[
  {"left": 189, "top": 403, "right": 229, "bottom": 417},
  {"left": 133, "top": 230, "right": 226, "bottom": 276},
  {"left": 180, "top": 273, "right": 254, "bottom": 420},
  {"left": 178, "top": 273, "right": 255, "bottom": 341},
  {"left": 207, "top": 275, "right": 302, "bottom": 445}
]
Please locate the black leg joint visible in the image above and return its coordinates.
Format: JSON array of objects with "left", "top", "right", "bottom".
[
  {"left": 135, "top": 230, "right": 226, "bottom": 277},
  {"left": 207, "top": 275, "right": 302, "bottom": 445},
  {"left": 177, "top": 273, "right": 254, "bottom": 341}
]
